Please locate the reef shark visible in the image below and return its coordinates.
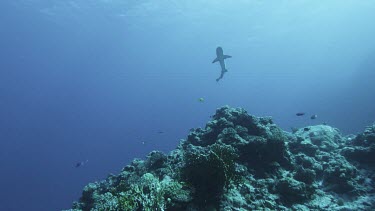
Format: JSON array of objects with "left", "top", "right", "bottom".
[{"left": 212, "top": 46, "right": 232, "bottom": 82}]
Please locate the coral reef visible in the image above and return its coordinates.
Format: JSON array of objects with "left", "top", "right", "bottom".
[{"left": 65, "top": 106, "right": 375, "bottom": 211}]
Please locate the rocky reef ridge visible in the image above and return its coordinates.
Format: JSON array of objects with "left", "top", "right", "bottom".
[{"left": 66, "top": 106, "right": 375, "bottom": 211}]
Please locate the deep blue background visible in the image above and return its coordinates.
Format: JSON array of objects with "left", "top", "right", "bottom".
[{"left": 0, "top": 1, "right": 374, "bottom": 210}]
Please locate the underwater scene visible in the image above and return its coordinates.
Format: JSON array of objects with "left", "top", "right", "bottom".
[{"left": 0, "top": 1, "right": 375, "bottom": 211}]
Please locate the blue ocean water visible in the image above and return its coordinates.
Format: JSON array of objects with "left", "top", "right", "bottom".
[{"left": 0, "top": 1, "right": 374, "bottom": 210}]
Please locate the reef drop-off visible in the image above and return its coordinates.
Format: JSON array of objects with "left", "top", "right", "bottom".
[{"left": 65, "top": 106, "right": 375, "bottom": 211}]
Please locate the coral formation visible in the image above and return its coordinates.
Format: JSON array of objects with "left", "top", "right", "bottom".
[{"left": 65, "top": 106, "right": 375, "bottom": 211}]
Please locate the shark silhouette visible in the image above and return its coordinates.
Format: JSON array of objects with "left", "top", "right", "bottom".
[{"left": 212, "top": 47, "right": 232, "bottom": 82}]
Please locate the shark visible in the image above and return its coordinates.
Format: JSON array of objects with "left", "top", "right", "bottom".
[{"left": 212, "top": 46, "right": 232, "bottom": 82}]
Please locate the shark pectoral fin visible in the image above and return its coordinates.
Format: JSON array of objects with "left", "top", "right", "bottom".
[
  {"left": 223, "top": 55, "right": 232, "bottom": 59},
  {"left": 212, "top": 57, "right": 219, "bottom": 63}
]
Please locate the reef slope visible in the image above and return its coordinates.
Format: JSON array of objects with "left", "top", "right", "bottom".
[{"left": 66, "top": 106, "right": 375, "bottom": 211}]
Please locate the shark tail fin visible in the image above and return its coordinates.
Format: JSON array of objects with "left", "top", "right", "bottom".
[{"left": 223, "top": 55, "right": 232, "bottom": 59}]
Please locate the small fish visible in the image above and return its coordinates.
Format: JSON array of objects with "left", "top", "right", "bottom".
[
  {"left": 157, "top": 131, "right": 164, "bottom": 134},
  {"left": 198, "top": 98, "right": 205, "bottom": 102},
  {"left": 311, "top": 114, "right": 318, "bottom": 120},
  {"left": 75, "top": 160, "right": 88, "bottom": 168},
  {"left": 296, "top": 112, "right": 305, "bottom": 116},
  {"left": 303, "top": 127, "right": 310, "bottom": 132}
]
